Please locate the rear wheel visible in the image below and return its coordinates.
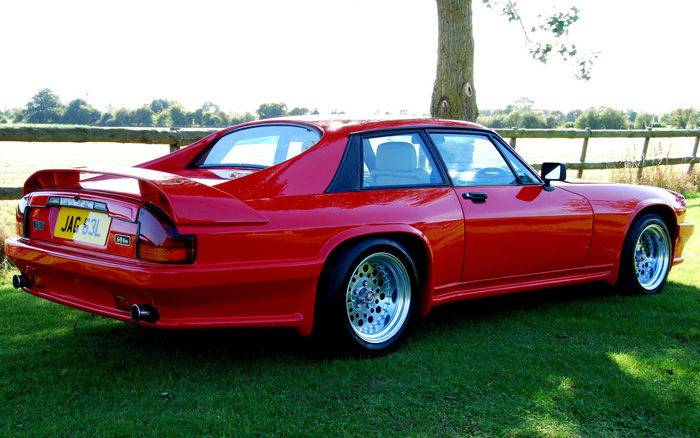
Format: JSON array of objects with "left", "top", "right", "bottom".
[
  {"left": 617, "top": 214, "right": 672, "bottom": 295},
  {"left": 317, "top": 238, "right": 420, "bottom": 354}
]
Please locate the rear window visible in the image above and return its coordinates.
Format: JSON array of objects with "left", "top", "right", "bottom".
[{"left": 194, "top": 125, "right": 321, "bottom": 168}]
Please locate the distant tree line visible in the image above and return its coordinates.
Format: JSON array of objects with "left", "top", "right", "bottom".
[
  {"left": 478, "top": 97, "right": 700, "bottom": 130},
  {"left": 1, "top": 89, "right": 698, "bottom": 130},
  {"left": 0, "top": 89, "right": 318, "bottom": 128}
]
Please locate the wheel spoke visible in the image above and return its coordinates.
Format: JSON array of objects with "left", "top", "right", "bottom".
[
  {"left": 632, "top": 223, "right": 670, "bottom": 290},
  {"left": 345, "top": 252, "right": 411, "bottom": 344}
]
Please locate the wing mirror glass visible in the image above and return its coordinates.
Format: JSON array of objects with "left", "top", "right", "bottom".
[{"left": 541, "top": 162, "right": 566, "bottom": 191}]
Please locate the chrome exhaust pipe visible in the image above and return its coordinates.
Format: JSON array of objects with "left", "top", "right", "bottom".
[
  {"left": 12, "top": 274, "right": 32, "bottom": 289},
  {"left": 130, "top": 304, "right": 159, "bottom": 323}
]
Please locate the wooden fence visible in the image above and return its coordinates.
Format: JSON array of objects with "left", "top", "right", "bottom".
[
  {"left": 0, "top": 126, "right": 214, "bottom": 151},
  {"left": 498, "top": 128, "right": 700, "bottom": 179},
  {"left": 1, "top": 126, "right": 699, "bottom": 201}
]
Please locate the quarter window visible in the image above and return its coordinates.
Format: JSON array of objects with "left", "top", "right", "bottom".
[{"left": 195, "top": 125, "right": 320, "bottom": 168}]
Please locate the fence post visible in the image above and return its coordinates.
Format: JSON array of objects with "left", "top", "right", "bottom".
[
  {"left": 577, "top": 128, "right": 591, "bottom": 178},
  {"left": 637, "top": 127, "right": 652, "bottom": 182},
  {"left": 169, "top": 128, "right": 184, "bottom": 153},
  {"left": 689, "top": 136, "right": 699, "bottom": 175},
  {"left": 509, "top": 128, "right": 518, "bottom": 150}
]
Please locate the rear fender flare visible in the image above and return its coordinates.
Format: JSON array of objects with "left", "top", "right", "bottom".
[{"left": 316, "top": 225, "right": 436, "bottom": 318}]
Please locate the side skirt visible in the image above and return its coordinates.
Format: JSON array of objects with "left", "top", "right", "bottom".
[{"left": 431, "top": 265, "right": 615, "bottom": 308}]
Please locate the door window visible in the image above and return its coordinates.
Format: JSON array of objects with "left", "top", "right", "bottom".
[{"left": 429, "top": 133, "right": 518, "bottom": 186}]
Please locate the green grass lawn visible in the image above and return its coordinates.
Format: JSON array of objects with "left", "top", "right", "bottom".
[{"left": 1, "top": 199, "right": 698, "bottom": 437}]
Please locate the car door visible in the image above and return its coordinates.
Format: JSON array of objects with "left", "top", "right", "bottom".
[{"left": 428, "top": 131, "right": 593, "bottom": 282}]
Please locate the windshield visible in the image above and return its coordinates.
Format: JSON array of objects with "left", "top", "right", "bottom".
[{"left": 195, "top": 125, "right": 321, "bottom": 168}]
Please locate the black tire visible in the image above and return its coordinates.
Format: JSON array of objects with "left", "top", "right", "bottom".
[
  {"left": 316, "top": 238, "right": 420, "bottom": 354},
  {"left": 617, "top": 213, "right": 672, "bottom": 295}
]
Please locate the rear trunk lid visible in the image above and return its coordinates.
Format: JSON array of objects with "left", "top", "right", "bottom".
[
  {"left": 24, "top": 190, "right": 142, "bottom": 257},
  {"left": 20, "top": 167, "right": 269, "bottom": 260}
]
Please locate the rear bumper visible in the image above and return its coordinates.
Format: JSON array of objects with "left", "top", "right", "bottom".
[
  {"left": 673, "top": 222, "right": 695, "bottom": 265},
  {"left": 4, "top": 237, "right": 321, "bottom": 336}
]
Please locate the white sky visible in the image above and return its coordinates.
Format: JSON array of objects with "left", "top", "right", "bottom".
[{"left": 1, "top": 0, "right": 698, "bottom": 116}]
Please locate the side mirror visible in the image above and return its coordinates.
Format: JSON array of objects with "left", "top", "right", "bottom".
[{"left": 541, "top": 162, "right": 567, "bottom": 192}]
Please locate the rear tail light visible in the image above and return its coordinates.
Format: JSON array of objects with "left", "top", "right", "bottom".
[
  {"left": 136, "top": 207, "right": 195, "bottom": 264},
  {"left": 16, "top": 195, "right": 28, "bottom": 236}
]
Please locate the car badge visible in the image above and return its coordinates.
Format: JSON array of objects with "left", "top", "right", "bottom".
[{"left": 115, "top": 235, "right": 131, "bottom": 246}]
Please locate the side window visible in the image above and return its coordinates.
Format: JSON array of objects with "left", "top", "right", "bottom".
[
  {"left": 429, "top": 133, "right": 518, "bottom": 186},
  {"left": 499, "top": 145, "right": 540, "bottom": 185},
  {"left": 362, "top": 133, "right": 444, "bottom": 188}
]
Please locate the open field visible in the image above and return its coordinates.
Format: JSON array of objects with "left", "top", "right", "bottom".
[
  {"left": 0, "top": 142, "right": 169, "bottom": 237},
  {"left": 514, "top": 136, "right": 698, "bottom": 165},
  {"left": 0, "top": 142, "right": 170, "bottom": 187},
  {"left": 0, "top": 139, "right": 699, "bottom": 436}
]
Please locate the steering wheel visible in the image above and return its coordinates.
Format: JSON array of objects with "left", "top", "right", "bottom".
[{"left": 472, "top": 167, "right": 511, "bottom": 184}]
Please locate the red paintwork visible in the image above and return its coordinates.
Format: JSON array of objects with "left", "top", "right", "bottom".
[
  {"left": 4, "top": 118, "right": 694, "bottom": 337},
  {"left": 25, "top": 168, "right": 269, "bottom": 225}
]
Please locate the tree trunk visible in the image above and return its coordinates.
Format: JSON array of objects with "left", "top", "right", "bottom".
[{"left": 430, "top": 0, "right": 478, "bottom": 121}]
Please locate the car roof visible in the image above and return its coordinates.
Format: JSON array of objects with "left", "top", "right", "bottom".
[{"left": 232, "top": 116, "right": 489, "bottom": 137}]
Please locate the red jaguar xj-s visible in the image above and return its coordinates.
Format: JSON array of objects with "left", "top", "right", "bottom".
[{"left": 5, "top": 118, "right": 694, "bottom": 352}]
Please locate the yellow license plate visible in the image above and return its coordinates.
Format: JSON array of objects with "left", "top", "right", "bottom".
[{"left": 54, "top": 207, "right": 112, "bottom": 246}]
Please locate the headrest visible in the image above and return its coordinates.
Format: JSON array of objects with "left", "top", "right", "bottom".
[{"left": 375, "top": 142, "right": 417, "bottom": 172}]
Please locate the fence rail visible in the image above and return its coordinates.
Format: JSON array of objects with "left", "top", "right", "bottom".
[
  {"left": 0, "top": 126, "right": 216, "bottom": 150},
  {"left": 1, "top": 126, "right": 699, "bottom": 201},
  {"left": 496, "top": 128, "right": 700, "bottom": 179}
]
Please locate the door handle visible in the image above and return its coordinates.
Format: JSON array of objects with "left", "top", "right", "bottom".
[{"left": 463, "top": 192, "right": 488, "bottom": 203}]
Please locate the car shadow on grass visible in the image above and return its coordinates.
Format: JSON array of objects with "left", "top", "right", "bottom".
[
  {"left": 84, "top": 282, "right": 621, "bottom": 360},
  {"left": 416, "top": 279, "right": 700, "bottom": 340},
  {"left": 2, "top": 279, "right": 697, "bottom": 363},
  {"left": 419, "top": 281, "right": 619, "bottom": 325}
]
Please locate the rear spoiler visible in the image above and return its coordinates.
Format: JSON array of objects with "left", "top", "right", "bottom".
[{"left": 24, "top": 168, "right": 269, "bottom": 225}]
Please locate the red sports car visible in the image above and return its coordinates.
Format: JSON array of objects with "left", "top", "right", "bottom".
[{"left": 5, "top": 118, "right": 695, "bottom": 353}]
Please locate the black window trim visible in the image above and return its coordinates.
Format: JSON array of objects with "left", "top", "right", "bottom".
[
  {"left": 325, "top": 135, "right": 362, "bottom": 193},
  {"left": 425, "top": 128, "right": 544, "bottom": 187},
  {"left": 487, "top": 132, "right": 545, "bottom": 185},
  {"left": 326, "top": 126, "right": 547, "bottom": 193},
  {"left": 325, "top": 128, "right": 452, "bottom": 193}
]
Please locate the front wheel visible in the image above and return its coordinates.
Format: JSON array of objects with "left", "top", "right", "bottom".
[
  {"left": 617, "top": 214, "right": 672, "bottom": 295},
  {"left": 317, "top": 239, "right": 420, "bottom": 354}
]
